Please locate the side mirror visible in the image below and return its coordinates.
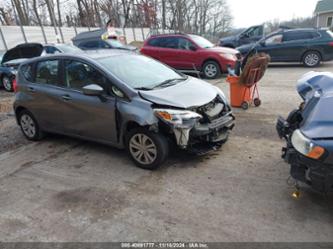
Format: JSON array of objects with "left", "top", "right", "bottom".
[
  {"left": 82, "top": 84, "right": 104, "bottom": 96},
  {"left": 260, "top": 41, "right": 266, "bottom": 47},
  {"left": 189, "top": 45, "right": 197, "bottom": 51}
]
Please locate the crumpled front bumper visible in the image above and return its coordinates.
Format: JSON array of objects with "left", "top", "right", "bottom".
[
  {"left": 172, "top": 112, "right": 235, "bottom": 154},
  {"left": 276, "top": 117, "right": 333, "bottom": 193}
]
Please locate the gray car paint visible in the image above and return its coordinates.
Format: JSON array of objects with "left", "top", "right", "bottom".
[
  {"left": 140, "top": 77, "right": 219, "bottom": 108},
  {"left": 14, "top": 50, "right": 229, "bottom": 150}
]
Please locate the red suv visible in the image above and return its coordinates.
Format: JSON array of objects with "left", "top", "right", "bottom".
[{"left": 141, "top": 33, "right": 241, "bottom": 79}]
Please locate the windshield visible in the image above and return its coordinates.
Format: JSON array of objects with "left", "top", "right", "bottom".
[
  {"left": 57, "top": 44, "right": 81, "bottom": 53},
  {"left": 189, "top": 35, "right": 214, "bottom": 48},
  {"left": 98, "top": 55, "right": 184, "bottom": 89},
  {"left": 106, "top": 39, "right": 126, "bottom": 49}
]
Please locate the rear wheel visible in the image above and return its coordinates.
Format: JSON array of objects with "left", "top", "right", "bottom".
[
  {"left": 126, "top": 128, "right": 169, "bottom": 170},
  {"left": 303, "top": 51, "right": 321, "bottom": 67},
  {"left": 2, "top": 75, "right": 13, "bottom": 92},
  {"left": 202, "top": 61, "right": 221, "bottom": 79},
  {"left": 18, "top": 110, "right": 44, "bottom": 141}
]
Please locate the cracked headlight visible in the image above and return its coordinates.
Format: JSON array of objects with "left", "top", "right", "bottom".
[
  {"left": 154, "top": 109, "right": 202, "bottom": 127},
  {"left": 291, "top": 129, "right": 325, "bottom": 160}
]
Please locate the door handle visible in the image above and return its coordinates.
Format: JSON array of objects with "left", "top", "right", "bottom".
[
  {"left": 28, "top": 87, "right": 36, "bottom": 93},
  {"left": 62, "top": 95, "right": 72, "bottom": 101}
]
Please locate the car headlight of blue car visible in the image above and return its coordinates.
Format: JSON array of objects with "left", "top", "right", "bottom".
[{"left": 291, "top": 129, "right": 326, "bottom": 160}]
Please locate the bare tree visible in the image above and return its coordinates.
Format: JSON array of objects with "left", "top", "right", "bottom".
[
  {"left": 32, "top": 0, "right": 47, "bottom": 42},
  {"left": 12, "top": 0, "right": 29, "bottom": 25},
  {"left": 0, "top": 6, "right": 13, "bottom": 25}
]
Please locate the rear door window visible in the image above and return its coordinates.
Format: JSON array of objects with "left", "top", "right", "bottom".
[
  {"left": 283, "top": 31, "right": 319, "bottom": 42},
  {"left": 163, "top": 37, "right": 179, "bottom": 49},
  {"left": 20, "top": 64, "right": 34, "bottom": 82},
  {"left": 265, "top": 34, "right": 283, "bottom": 45},
  {"left": 35, "top": 60, "right": 61, "bottom": 86},
  {"left": 178, "top": 38, "right": 195, "bottom": 50}
]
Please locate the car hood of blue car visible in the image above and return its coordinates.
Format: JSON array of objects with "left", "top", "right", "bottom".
[
  {"left": 236, "top": 43, "right": 258, "bottom": 54},
  {"left": 298, "top": 72, "right": 333, "bottom": 139}
]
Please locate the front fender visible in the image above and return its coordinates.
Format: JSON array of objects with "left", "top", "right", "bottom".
[{"left": 116, "top": 97, "right": 158, "bottom": 147}]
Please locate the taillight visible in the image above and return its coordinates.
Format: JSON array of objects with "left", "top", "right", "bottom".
[
  {"left": 329, "top": 41, "right": 333, "bottom": 47},
  {"left": 12, "top": 78, "right": 18, "bottom": 92}
]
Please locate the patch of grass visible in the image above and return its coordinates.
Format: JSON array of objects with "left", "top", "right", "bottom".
[{"left": 129, "top": 41, "right": 144, "bottom": 49}]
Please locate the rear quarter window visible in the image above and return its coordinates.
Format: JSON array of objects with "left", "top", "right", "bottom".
[{"left": 20, "top": 64, "right": 34, "bottom": 82}]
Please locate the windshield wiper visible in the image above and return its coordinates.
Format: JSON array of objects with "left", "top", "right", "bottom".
[
  {"left": 135, "top": 87, "right": 153, "bottom": 91},
  {"left": 153, "top": 77, "right": 187, "bottom": 89}
]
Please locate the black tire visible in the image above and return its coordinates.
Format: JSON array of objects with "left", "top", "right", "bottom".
[
  {"left": 254, "top": 98, "right": 261, "bottom": 107},
  {"left": 302, "top": 51, "right": 321, "bottom": 67},
  {"left": 202, "top": 60, "right": 221, "bottom": 79},
  {"left": 241, "top": 101, "right": 249, "bottom": 110},
  {"left": 1, "top": 75, "right": 13, "bottom": 92},
  {"left": 18, "top": 110, "right": 45, "bottom": 141},
  {"left": 125, "top": 128, "right": 169, "bottom": 170}
]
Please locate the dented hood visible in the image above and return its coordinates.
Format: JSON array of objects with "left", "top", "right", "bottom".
[
  {"left": 297, "top": 71, "right": 333, "bottom": 100},
  {"left": 298, "top": 72, "right": 333, "bottom": 139},
  {"left": 1, "top": 43, "right": 43, "bottom": 64},
  {"left": 139, "top": 77, "right": 219, "bottom": 109}
]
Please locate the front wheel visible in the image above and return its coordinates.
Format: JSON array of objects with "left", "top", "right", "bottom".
[
  {"left": 303, "top": 51, "right": 321, "bottom": 67},
  {"left": 202, "top": 61, "right": 221, "bottom": 79},
  {"left": 126, "top": 128, "right": 169, "bottom": 170},
  {"left": 2, "top": 75, "right": 13, "bottom": 92}
]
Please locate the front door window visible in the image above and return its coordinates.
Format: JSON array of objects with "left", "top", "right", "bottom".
[{"left": 64, "top": 60, "right": 109, "bottom": 93}]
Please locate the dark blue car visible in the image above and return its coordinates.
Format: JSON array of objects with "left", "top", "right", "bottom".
[
  {"left": 237, "top": 29, "right": 333, "bottom": 67},
  {"left": 276, "top": 72, "right": 333, "bottom": 193}
]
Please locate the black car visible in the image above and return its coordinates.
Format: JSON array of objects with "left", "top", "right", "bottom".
[
  {"left": 237, "top": 29, "right": 333, "bottom": 67},
  {"left": 0, "top": 43, "right": 43, "bottom": 92},
  {"left": 220, "top": 25, "right": 265, "bottom": 48},
  {"left": 72, "top": 29, "right": 137, "bottom": 52}
]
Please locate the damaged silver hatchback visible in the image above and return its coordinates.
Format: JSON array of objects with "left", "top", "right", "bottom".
[{"left": 14, "top": 50, "right": 234, "bottom": 169}]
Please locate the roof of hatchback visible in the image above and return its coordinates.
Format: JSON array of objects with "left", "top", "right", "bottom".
[
  {"left": 22, "top": 49, "right": 136, "bottom": 65},
  {"left": 83, "top": 49, "right": 135, "bottom": 59}
]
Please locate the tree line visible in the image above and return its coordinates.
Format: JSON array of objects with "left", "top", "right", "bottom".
[{"left": 0, "top": 0, "right": 233, "bottom": 36}]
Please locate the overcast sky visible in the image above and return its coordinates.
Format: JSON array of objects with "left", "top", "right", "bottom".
[{"left": 229, "top": 0, "right": 319, "bottom": 28}]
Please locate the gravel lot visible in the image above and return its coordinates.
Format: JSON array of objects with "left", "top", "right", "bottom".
[{"left": 0, "top": 63, "right": 333, "bottom": 242}]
